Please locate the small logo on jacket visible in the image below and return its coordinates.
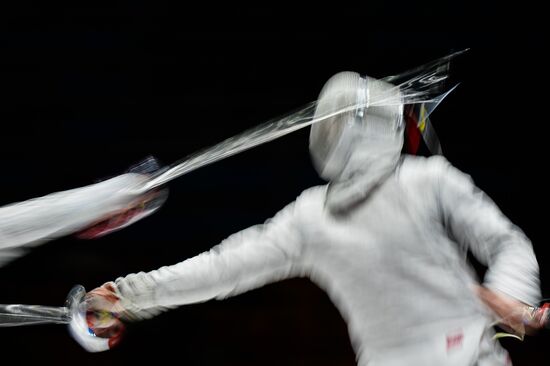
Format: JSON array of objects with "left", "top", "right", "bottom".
[{"left": 446, "top": 330, "right": 464, "bottom": 352}]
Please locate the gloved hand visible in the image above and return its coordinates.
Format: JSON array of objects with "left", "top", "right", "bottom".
[
  {"left": 476, "top": 286, "right": 543, "bottom": 337},
  {"left": 76, "top": 156, "right": 168, "bottom": 240},
  {"left": 84, "top": 282, "right": 127, "bottom": 348},
  {"left": 76, "top": 188, "right": 167, "bottom": 239}
]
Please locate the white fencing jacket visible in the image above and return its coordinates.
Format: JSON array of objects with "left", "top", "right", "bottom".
[{"left": 113, "top": 155, "right": 540, "bottom": 365}]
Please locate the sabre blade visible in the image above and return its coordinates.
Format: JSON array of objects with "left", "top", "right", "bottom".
[
  {"left": 0, "top": 304, "right": 70, "bottom": 327},
  {"left": 136, "top": 52, "right": 465, "bottom": 193}
]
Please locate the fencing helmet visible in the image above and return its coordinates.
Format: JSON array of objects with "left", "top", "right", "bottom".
[{"left": 309, "top": 72, "right": 405, "bottom": 211}]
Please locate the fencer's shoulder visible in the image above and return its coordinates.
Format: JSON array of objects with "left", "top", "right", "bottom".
[
  {"left": 398, "top": 155, "right": 453, "bottom": 179},
  {"left": 275, "top": 185, "right": 326, "bottom": 221},
  {"left": 295, "top": 185, "right": 328, "bottom": 204},
  {"left": 399, "top": 155, "right": 451, "bottom": 176},
  {"left": 398, "top": 156, "right": 474, "bottom": 195}
]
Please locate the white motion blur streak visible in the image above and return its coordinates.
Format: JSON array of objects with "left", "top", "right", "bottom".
[{"left": 139, "top": 51, "right": 466, "bottom": 193}]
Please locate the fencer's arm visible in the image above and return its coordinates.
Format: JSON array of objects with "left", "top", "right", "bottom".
[
  {"left": 0, "top": 173, "right": 147, "bottom": 265},
  {"left": 110, "top": 199, "right": 305, "bottom": 320},
  {"left": 436, "top": 158, "right": 540, "bottom": 306}
]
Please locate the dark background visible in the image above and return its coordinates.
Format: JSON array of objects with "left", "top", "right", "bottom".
[{"left": 0, "top": 3, "right": 547, "bottom": 365}]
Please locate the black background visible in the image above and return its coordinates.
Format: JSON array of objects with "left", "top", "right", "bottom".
[{"left": 0, "top": 2, "right": 547, "bottom": 365}]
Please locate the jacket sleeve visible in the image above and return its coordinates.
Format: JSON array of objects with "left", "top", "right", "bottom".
[
  {"left": 0, "top": 173, "right": 148, "bottom": 267},
  {"left": 112, "top": 196, "right": 306, "bottom": 320},
  {"left": 435, "top": 157, "right": 540, "bottom": 306}
]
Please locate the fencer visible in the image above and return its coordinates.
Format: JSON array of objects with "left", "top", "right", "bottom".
[{"left": 86, "top": 72, "right": 541, "bottom": 365}]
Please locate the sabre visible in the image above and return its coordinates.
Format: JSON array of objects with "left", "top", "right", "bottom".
[
  {"left": 133, "top": 51, "right": 467, "bottom": 194},
  {"left": 0, "top": 303, "right": 69, "bottom": 326},
  {"left": 0, "top": 285, "right": 119, "bottom": 352}
]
